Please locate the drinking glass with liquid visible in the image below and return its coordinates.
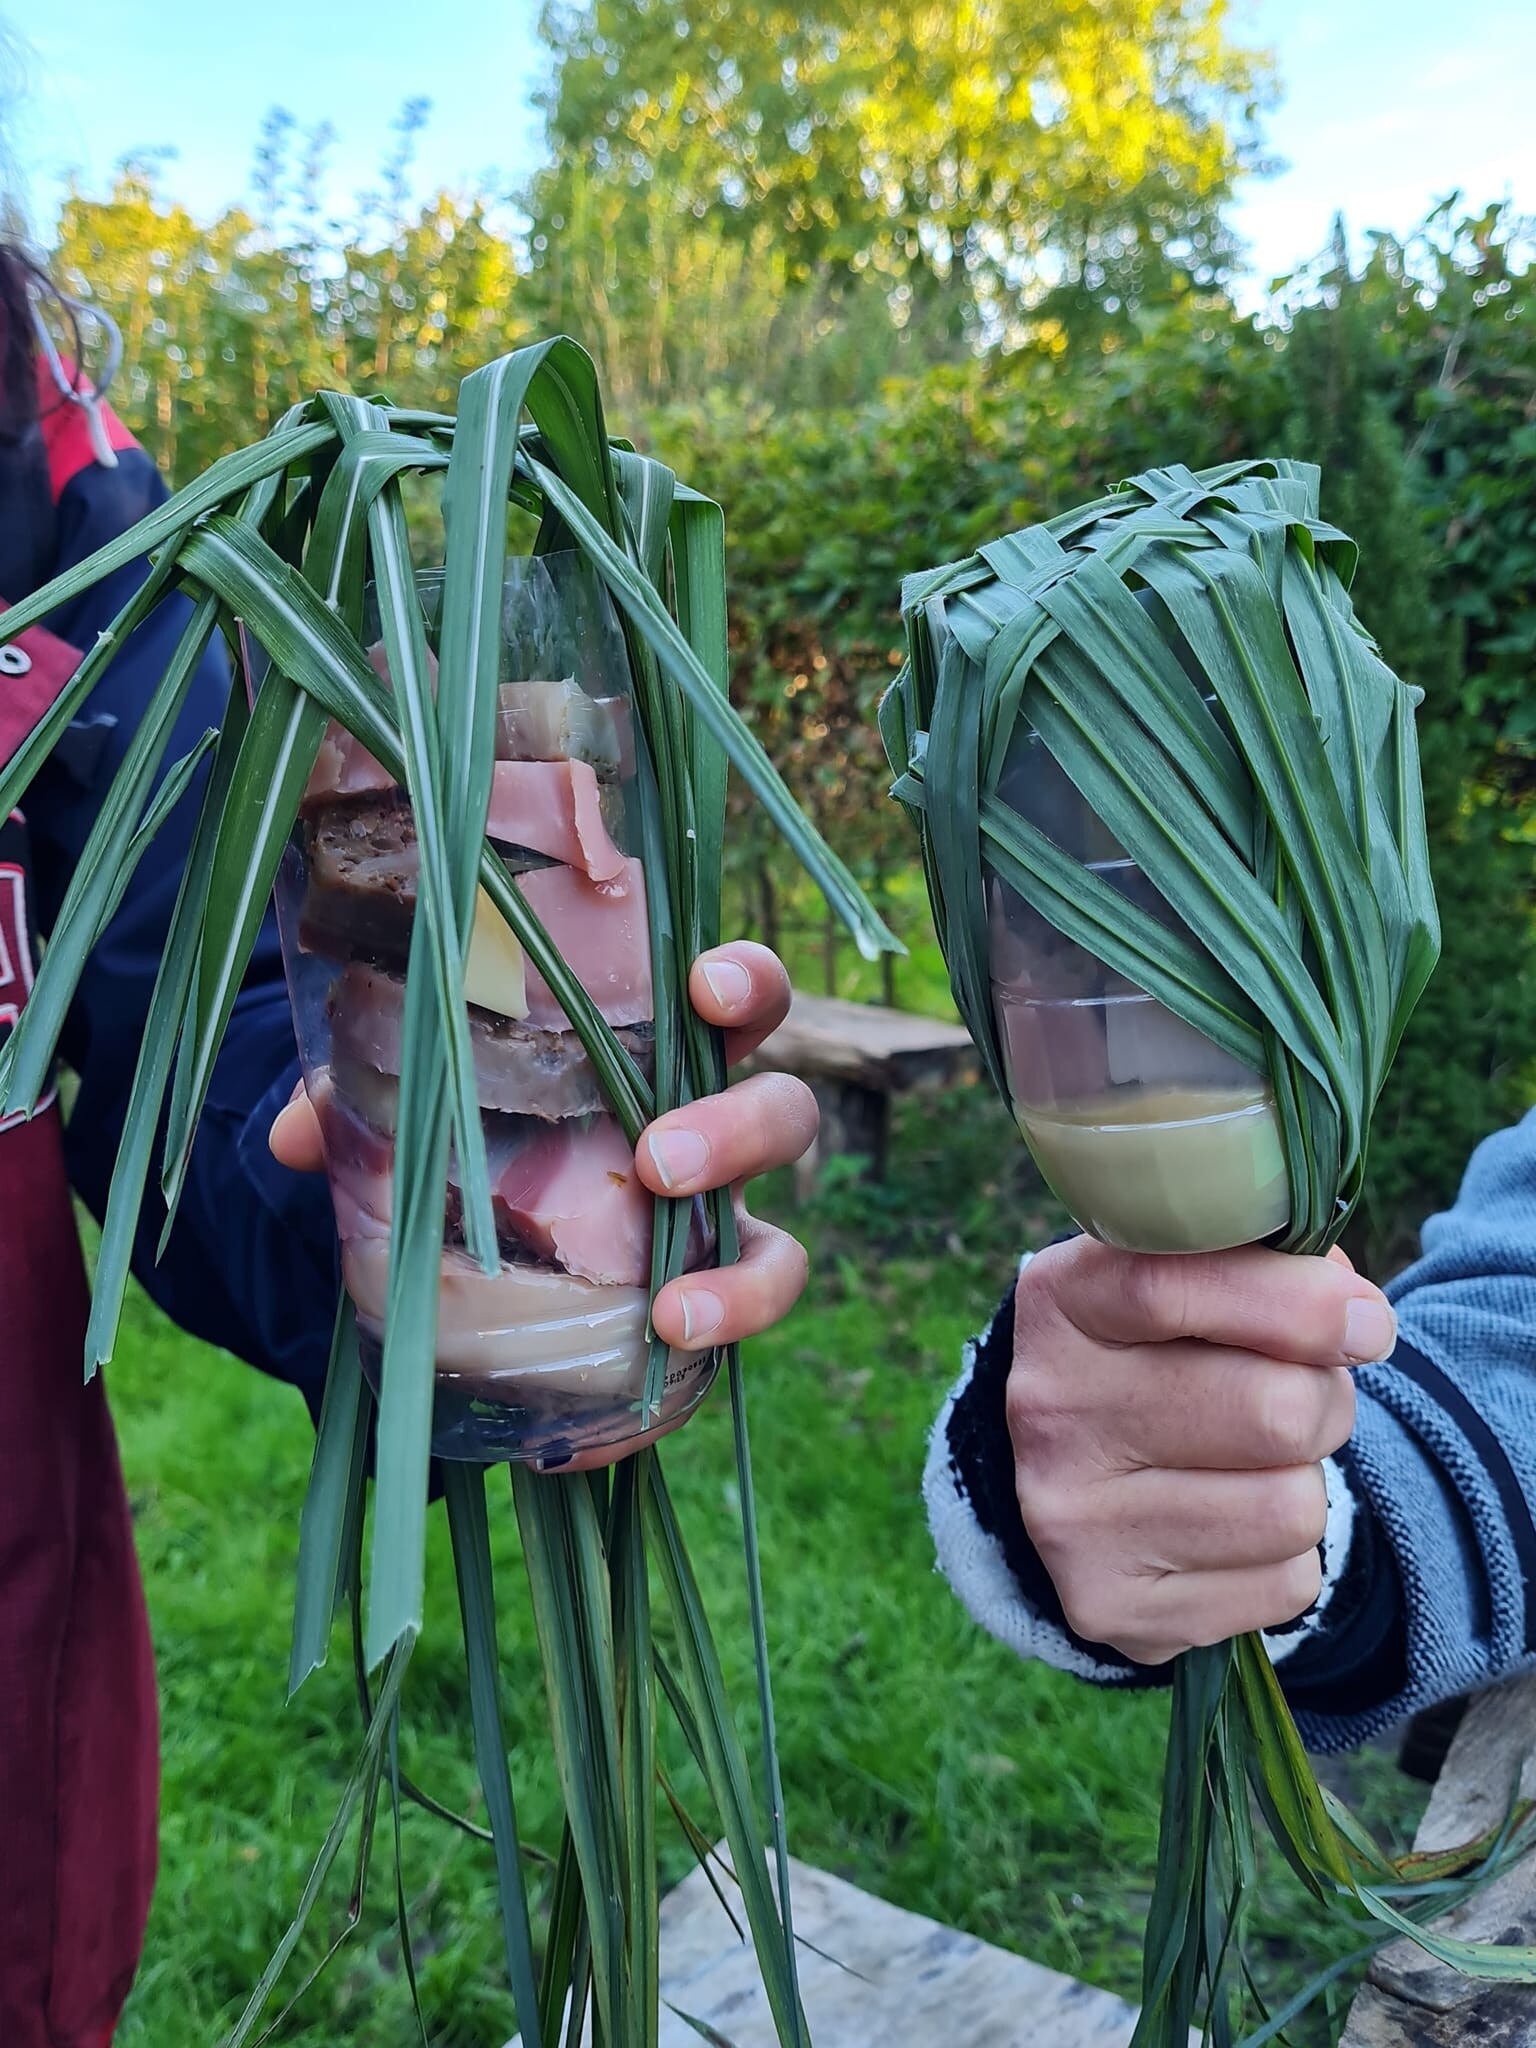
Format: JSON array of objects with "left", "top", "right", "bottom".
[{"left": 988, "top": 730, "right": 1289, "bottom": 1255}]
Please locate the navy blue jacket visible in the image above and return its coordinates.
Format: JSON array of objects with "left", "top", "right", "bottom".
[{"left": 31, "top": 446, "right": 337, "bottom": 1413}]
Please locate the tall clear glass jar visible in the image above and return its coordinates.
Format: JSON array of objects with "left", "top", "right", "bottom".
[{"left": 274, "top": 553, "right": 717, "bottom": 1462}]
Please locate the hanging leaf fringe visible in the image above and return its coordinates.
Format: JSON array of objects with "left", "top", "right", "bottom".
[{"left": 0, "top": 342, "right": 896, "bottom": 2041}]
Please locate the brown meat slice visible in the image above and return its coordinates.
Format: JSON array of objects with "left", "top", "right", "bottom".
[
  {"left": 328, "top": 961, "right": 655, "bottom": 1120},
  {"left": 299, "top": 795, "right": 420, "bottom": 961},
  {"left": 297, "top": 795, "right": 556, "bottom": 966}
]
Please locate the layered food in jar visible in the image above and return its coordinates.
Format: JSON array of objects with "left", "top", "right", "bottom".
[
  {"left": 988, "top": 722, "right": 1289, "bottom": 1255},
  {"left": 274, "top": 565, "right": 716, "bottom": 1462}
]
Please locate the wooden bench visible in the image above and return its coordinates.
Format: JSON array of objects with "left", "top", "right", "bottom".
[
  {"left": 513, "top": 1841, "right": 1190, "bottom": 2047},
  {"left": 742, "top": 990, "right": 979, "bottom": 1193},
  {"left": 1343, "top": 1671, "right": 1536, "bottom": 2046}
]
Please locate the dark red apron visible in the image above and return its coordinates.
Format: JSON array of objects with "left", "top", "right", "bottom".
[{"left": 0, "top": 602, "right": 159, "bottom": 2037}]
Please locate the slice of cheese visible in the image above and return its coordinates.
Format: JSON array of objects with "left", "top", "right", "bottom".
[{"left": 464, "top": 886, "right": 529, "bottom": 1020}]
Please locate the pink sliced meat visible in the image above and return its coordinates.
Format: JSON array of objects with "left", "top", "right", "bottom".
[
  {"left": 518, "top": 857, "right": 653, "bottom": 1030},
  {"left": 301, "top": 641, "right": 439, "bottom": 809},
  {"left": 491, "top": 1116, "right": 652, "bottom": 1286},
  {"left": 497, "top": 678, "right": 634, "bottom": 780},
  {"left": 303, "top": 721, "right": 395, "bottom": 809},
  {"left": 317, "top": 1085, "right": 395, "bottom": 1242},
  {"left": 486, "top": 759, "right": 626, "bottom": 881}
]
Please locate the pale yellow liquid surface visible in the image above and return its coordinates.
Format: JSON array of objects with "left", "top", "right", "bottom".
[{"left": 1018, "top": 1086, "right": 1289, "bottom": 1253}]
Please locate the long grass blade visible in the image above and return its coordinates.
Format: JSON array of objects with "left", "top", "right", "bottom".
[
  {"left": 160, "top": 668, "right": 328, "bottom": 1212},
  {"left": 81, "top": 662, "right": 251, "bottom": 1372},
  {"left": 667, "top": 2007, "right": 745, "bottom": 2048},
  {"left": 512, "top": 1467, "right": 631, "bottom": 2045},
  {"left": 318, "top": 393, "right": 499, "bottom": 1270},
  {"left": 221, "top": 1633, "right": 415, "bottom": 2048},
  {"left": 644, "top": 1464, "right": 808, "bottom": 2048},
  {"left": 539, "top": 1829, "right": 588, "bottom": 2046},
  {"left": 1353, "top": 1886, "right": 1536, "bottom": 1978},
  {"left": 246, "top": 1766, "right": 382, "bottom": 2048},
  {"left": 530, "top": 458, "right": 898, "bottom": 962},
  {"left": 722, "top": 1347, "right": 806, "bottom": 2046},
  {"left": 443, "top": 1463, "right": 545, "bottom": 2044},
  {"left": 387, "top": 1715, "right": 431, "bottom": 2046},
  {"left": 365, "top": 911, "right": 451, "bottom": 1665},
  {"left": 613, "top": 1458, "right": 660, "bottom": 2048},
  {"left": 0, "top": 420, "right": 332, "bottom": 652},
  {"left": 288, "top": 1293, "right": 368, "bottom": 1696}
]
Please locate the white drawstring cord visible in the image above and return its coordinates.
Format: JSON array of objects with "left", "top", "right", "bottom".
[{"left": 28, "top": 288, "right": 123, "bottom": 471}]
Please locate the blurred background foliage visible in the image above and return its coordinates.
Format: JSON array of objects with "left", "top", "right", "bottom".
[{"left": 44, "top": 0, "right": 1536, "bottom": 1268}]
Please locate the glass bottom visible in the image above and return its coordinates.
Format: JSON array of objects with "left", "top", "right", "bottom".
[
  {"left": 340, "top": 1235, "right": 718, "bottom": 1464},
  {"left": 356, "top": 1330, "right": 718, "bottom": 1465},
  {"left": 1016, "top": 1085, "right": 1290, "bottom": 1254}
]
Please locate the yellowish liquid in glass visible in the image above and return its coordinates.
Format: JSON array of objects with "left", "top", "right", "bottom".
[{"left": 1018, "top": 1085, "right": 1289, "bottom": 1253}]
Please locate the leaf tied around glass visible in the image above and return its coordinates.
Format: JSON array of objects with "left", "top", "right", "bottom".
[
  {"left": 883, "top": 460, "right": 1536, "bottom": 2040},
  {"left": 0, "top": 344, "right": 896, "bottom": 2045}
]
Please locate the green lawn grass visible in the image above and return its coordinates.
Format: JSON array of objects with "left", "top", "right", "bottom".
[{"left": 106, "top": 1086, "right": 1423, "bottom": 2045}]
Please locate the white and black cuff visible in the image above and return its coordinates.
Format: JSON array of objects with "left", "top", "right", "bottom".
[{"left": 924, "top": 1255, "right": 1363, "bottom": 1683}]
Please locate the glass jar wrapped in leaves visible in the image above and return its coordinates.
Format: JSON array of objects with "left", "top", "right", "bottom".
[
  {"left": 276, "top": 553, "right": 715, "bottom": 1464},
  {"left": 0, "top": 343, "right": 893, "bottom": 2045},
  {"left": 878, "top": 459, "right": 1486, "bottom": 2047}
]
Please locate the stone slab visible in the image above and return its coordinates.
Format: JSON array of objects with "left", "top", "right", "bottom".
[
  {"left": 513, "top": 1845, "right": 1181, "bottom": 2047},
  {"left": 1342, "top": 1674, "right": 1536, "bottom": 2047}
]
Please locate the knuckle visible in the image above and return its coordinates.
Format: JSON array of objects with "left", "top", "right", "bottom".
[
  {"left": 1003, "top": 1369, "right": 1033, "bottom": 1449},
  {"left": 1005, "top": 1363, "right": 1076, "bottom": 1470},
  {"left": 1119, "top": 1253, "right": 1188, "bottom": 1342},
  {"left": 1056, "top": 1572, "right": 1121, "bottom": 1648},
  {"left": 1015, "top": 1249, "right": 1067, "bottom": 1331},
  {"left": 1271, "top": 1550, "right": 1324, "bottom": 1625},
  {"left": 1266, "top": 1466, "right": 1329, "bottom": 1556},
  {"left": 1255, "top": 1373, "right": 1328, "bottom": 1468},
  {"left": 1011, "top": 1262, "right": 1080, "bottom": 1383},
  {"left": 1014, "top": 1471, "right": 1088, "bottom": 1562}
]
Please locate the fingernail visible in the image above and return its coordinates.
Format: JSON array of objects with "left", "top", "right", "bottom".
[
  {"left": 680, "top": 1289, "right": 725, "bottom": 1346},
  {"left": 1344, "top": 1297, "right": 1396, "bottom": 1364},
  {"left": 270, "top": 1099, "right": 307, "bottom": 1147},
  {"left": 701, "top": 959, "right": 752, "bottom": 1010},
  {"left": 647, "top": 1127, "right": 710, "bottom": 1190},
  {"left": 534, "top": 1448, "right": 573, "bottom": 1473}
]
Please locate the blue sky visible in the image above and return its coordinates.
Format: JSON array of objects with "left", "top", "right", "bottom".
[{"left": 5, "top": 0, "right": 1533, "bottom": 300}]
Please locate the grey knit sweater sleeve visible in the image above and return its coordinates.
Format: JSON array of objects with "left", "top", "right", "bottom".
[{"left": 924, "top": 1111, "right": 1536, "bottom": 1754}]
